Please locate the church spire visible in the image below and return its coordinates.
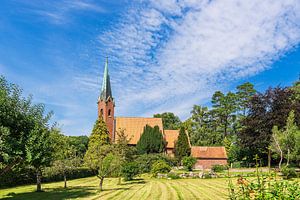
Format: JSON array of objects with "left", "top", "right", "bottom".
[{"left": 99, "top": 57, "right": 113, "bottom": 102}]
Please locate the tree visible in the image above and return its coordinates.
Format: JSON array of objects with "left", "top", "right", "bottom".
[
  {"left": 236, "top": 82, "right": 256, "bottom": 116},
  {"left": 98, "top": 153, "right": 121, "bottom": 191},
  {"left": 182, "top": 156, "right": 196, "bottom": 171},
  {"left": 154, "top": 112, "right": 181, "bottom": 130},
  {"left": 51, "top": 129, "right": 77, "bottom": 188},
  {"left": 25, "top": 126, "right": 54, "bottom": 192},
  {"left": 211, "top": 91, "right": 238, "bottom": 137},
  {"left": 89, "top": 119, "right": 110, "bottom": 147},
  {"left": 114, "top": 129, "right": 136, "bottom": 184},
  {"left": 271, "top": 110, "right": 300, "bottom": 168},
  {"left": 136, "top": 125, "right": 165, "bottom": 154},
  {"left": 68, "top": 135, "right": 89, "bottom": 158},
  {"left": 239, "top": 86, "right": 298, "bottom": 164},
  {"left": 174, "top": 127, "right": 191, "bottom": 162},
  {"left": 0, "top": 76, "right": 53, "bottom": 176},
  {"left": 85, "top": 120, "right": 121, "bottom": 190},
  {"left": 186, "top": 105, "right": 224, "bottom": 146}
]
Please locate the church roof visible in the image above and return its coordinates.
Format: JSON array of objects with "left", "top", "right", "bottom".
[
  {"left": 115, "top": 117, "right": 163, "bottom": 145},
  {"left": 191, "top": 146, "right": 227, "bottom": 159},
  {"left": 164, "top": 130, "right": 179, "bottom": 149},
  {"left": 99, "top": 57, "right": 113, "bottom": 102}
]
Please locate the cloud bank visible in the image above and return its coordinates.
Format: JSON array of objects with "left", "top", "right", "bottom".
[{"left": 95, "top": 0, "right": 300, "bottom": 118}]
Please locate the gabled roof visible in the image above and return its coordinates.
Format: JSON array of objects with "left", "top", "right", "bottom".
[
  {"left": 164, "top": 130, "right": 179, "bottom": 149},
  {"left": 191, "top": 146, "right": 227, "bottom": 159},
  {"left": 99, "top": 57, "right": 113, "bottom": 102},
  {"left": 115, "top": 117, "right": 163, "bottom": 145}
]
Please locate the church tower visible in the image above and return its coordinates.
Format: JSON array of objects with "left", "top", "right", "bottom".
[{"left": 98, "top": 57, "right": 115, "bottom": 142}]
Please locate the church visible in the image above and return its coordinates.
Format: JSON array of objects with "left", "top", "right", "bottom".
[{"left": 97, "top": 59, "right": 227, "bottom": 169}]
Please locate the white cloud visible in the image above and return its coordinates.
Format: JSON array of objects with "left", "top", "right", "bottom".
[
  {"left": 93, "top": 0, "right": 300, "bottom": 119},
  {"left": 26, "top": 0, "right": 106, "bottom": 24}
]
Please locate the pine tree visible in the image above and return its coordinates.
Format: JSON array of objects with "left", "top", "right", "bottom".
[
  {"left": 174, "top": 127, "right": 191, "bottom": 161},
  {"left": 136, "top": 125, "right": 165, "bottom": 154}
]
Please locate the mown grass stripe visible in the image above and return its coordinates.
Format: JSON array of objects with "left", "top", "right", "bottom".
[
  {"left": 160, "top": 180, "right": 176, "bottom": 200},
  {"left": 140, "top": 180, "right": 153, "bottom": 200},
  {"left": 169, "top": 180, "right": 184, "bottom": 200},
  {"left": 122, "top": 184, "right": 147, "bottom": 200},
  {"left": 186, "top": 181, "right": 225, "bottom": 200},
  {"left": 175, "top": 180, "right": 201, "bottom": 200}
]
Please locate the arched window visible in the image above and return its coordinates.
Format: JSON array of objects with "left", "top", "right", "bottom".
[
  {"left": 100, "top": 109, "right": 103, "bottom": 118},
  {"left": 108, "top": 109, "right": 111, "bottom": 117}
]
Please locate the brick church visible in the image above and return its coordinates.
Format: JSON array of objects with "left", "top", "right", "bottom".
[{"left": 97, "top": 59, "right": 227, "bottom": 169}]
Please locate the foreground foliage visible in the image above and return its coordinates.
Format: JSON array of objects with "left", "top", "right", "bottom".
[{"left": 228, "top": 164, "right": 300, "bottom": 200}]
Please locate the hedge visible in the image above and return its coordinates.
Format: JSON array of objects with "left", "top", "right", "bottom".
[{"left": 0, "top": 166, "right": 96, "bottom": 188}]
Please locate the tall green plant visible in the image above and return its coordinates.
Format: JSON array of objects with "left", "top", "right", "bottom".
[
  {"left": 136, "top": 125, "right": 165, "bottom": 154},
  {"left": 174, "top": 127, "right": 191, "bottom": 162}
]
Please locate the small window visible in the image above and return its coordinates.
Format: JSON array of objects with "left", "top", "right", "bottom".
[{"left": 108, "top": 109, "right": 111, "bottom": 117}]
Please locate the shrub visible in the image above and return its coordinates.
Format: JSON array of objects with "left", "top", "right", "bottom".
[
  {"left": 135, "top": 154, "right": 177, "bottom": 173},
  {"left": 167, "top": 172, "right": 180, "bottom": 179},
  {"left": 151, "top": 160, "right": 171, "bottom": 176},
  {"left": 211, "top": 164, "right": 228, "bottom": 172},
  {"left": 121, "top": 161, "right": 139, "bottom": 181},
  {"left": 182, "top": 156, "right": 196, "bottom": 171},
  {"left": 281, "top": 166, "right": 297, "bottom": 179}
]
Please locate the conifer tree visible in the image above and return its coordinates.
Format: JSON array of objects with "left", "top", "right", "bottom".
[
  {"left": 89, "top": 118, "right": 110, "bottom": 147},
  {"left": 174, "top": 127, "right": 191, "bottom": 162},
  {"left": 84, "top": 118, "right": 110, "bottom": 171},
  {"left": 136, "top": 125, "right": 165, "bottom": 154}
]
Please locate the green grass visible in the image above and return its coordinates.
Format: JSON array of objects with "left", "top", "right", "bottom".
[{"left": 0, "top": 176, "right": 230, "bottom": 200}]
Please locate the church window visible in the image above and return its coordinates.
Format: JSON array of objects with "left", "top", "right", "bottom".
[
  {"left": 108, "top": 109, "right": 111, "bottom": 117},
  {"left": 100, "top": 109, "right": 103, "bottom": 118}
]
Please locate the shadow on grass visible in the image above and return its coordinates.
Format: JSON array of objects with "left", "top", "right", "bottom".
[{"left": 2, "top": 186, "right": 97, "bottom": 200}]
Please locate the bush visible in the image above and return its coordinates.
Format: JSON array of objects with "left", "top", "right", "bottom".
[
  {"left": 212, "top": 164, "right": 228, "bottom": 172},
  {"left": 121, "top": 161, "right": 139, "bottom": 181},
  {"left": 135, "top": 154, "right": 177, "bottom": 173},
  {"left": 167, "top": 172, "right": 180, "bottom": 179},
  {"left": 151, "top": 160, "right": 171, "bottom": 176},
  {"left": 231, "top": 162, "right": 242, "bottom": 168},
  {"left": 182, "top": 156, "right": 196, "bottom": 171},
  {"left": 281, "top": 166, "right": 297, "bottom": 179}
]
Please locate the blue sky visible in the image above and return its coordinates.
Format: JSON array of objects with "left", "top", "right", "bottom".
[{"left": 0, "top": 0, "right": 300, "bottom": 136}]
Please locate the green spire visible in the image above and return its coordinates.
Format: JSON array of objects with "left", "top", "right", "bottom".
[{"left": 99, "top": 57, "right": 113, "bottom": 101}]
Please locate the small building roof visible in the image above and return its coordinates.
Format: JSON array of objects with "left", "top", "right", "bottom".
[
  {"left": 191, "top": 146, "right": 227, "bottom": 159},
  {"left": 164, "top": 130, "right": 179, "bottom": 149},
  {"left": 115, "top": 117, "right": 163, "bottom": 145}
]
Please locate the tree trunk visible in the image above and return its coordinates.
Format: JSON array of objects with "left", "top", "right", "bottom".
[
  {"left": 272, "top": 134, "right": 283, "bottom": 169},
  {"left": 36, "top": 169, "right": 42, "bottom": 192},
  {"left": 287, "top": 149, "right": 290, "bottom": 166},
  {"left": 99, "top": 177, "right": 104, "bottom": 191},
  {"left": 64, "top": 173, "right": 67, "bottom": 188},
  {"left": 279, "top": 150, "right": 283, "bottom": 170},
  {"left": 268, "top": 148, "right": 271, "bottom": 171}
]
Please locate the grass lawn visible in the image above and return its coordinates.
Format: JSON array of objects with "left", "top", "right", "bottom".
[{"left": 0, "top": 176, "right": 230, "bottom": 200}]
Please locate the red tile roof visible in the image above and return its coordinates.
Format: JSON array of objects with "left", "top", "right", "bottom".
[
  {"left": 191, "top": 146, "right": 227, "bottom": 159},
  {"left": 115, "top": 117, "right": 163, "bottom": 145}
]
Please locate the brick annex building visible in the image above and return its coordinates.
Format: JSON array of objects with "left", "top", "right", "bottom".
[{"left": 98, "top": 59, "right": 227, "bottom": 169}]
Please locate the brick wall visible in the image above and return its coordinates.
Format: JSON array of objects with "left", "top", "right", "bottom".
[
  {"left": 194, "top": 158, "right": 227, "bottom": 169},
  {"left": 98, "top": 99, "right": 114, "bottom": 142}
]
